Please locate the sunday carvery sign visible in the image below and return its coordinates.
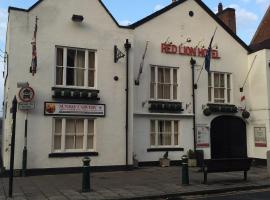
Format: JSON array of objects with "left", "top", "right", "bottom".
[
  {"left": 44, "top": 102, "right": 105, "bottom": 117},
  {"left": 161, "top": 43, "right": 220, "bottom": 59}
]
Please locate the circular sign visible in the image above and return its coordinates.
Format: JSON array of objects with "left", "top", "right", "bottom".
[{"left": 18, "top": 86, "right": 35, "bottom": 102}]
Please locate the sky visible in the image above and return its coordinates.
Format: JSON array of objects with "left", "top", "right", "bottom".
[{"left": 0, "top": 0, "right": 269, "bottom": 110}]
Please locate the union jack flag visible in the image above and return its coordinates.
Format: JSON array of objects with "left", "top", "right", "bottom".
[{"left": 30, "top": 17, "right": 38, "bottom": 76}]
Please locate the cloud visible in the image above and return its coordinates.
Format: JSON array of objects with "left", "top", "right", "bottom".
[
  {"left": 154, "top": 4, "right": 164, "bottom": 12},
  {"left": 119, "top": 20, "right": 132, "bottom": 26},
  {"left": 0, "top": 8, "right": 7, "bottom": 44},
  {"left": 255, "top": 0, "right": 270, "bottom": 5},
  {"left": 228, "top": 4, "right": 258, "bottom": 26}
]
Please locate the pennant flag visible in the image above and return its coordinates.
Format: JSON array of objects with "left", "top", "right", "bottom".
[
  {"left": 205, "top": 27, "right": 217, "bottom": 73},
  {"left": 30, "top": 17, "right": 38, "bottom": 76},
  {"left": 135, "top": 41, "right": 149, "bottom": 85}
]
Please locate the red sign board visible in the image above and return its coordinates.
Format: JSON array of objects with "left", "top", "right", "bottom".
[
  {"left": 161, "top": 43, "right": 220, "bottom": 59},
  {"left": 18, "top": 86, "right": 35, "bottom": 102}
]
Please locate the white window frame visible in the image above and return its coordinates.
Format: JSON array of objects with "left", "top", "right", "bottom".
[
  {"left": 150, "top": 119, "right": 180, "bottom": 148},
  {"left": 55, "top": 46, "right": 97, "bottom": 89},
  {"left": 150, "top": 65, "right": 178, "bottom": 101},
  {"left": 208, "top": 72, "right": 232, "bottom": 104},
  {"left": 52, "top": 117, "right": 96, "bottom": 153}
]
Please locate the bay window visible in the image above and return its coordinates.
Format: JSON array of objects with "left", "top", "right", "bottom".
[
  {"left": 150, "top": 120, "right": 179, "bottom": 147},
  {"left": 208, "top": 72, "right": 232, "bottom": 103},
  {"left": 53, "top": 118, "right": 95, "bottom": 152},
  {"left": 56, "top": 47, "right": 95, "bottom": 88},
  {"left": 150, "top": 65, "right": 178, "bottom": 100}
]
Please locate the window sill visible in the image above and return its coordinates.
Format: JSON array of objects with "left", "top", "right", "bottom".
[
  {"left": 147, "top": 148, "right": 184, "bottom": 152},
  {"left": 52, "top": 86, "right": 99, "bottom": 92},
  {"left": 49, "top": 152, "right": 98, "bottom": 158}
]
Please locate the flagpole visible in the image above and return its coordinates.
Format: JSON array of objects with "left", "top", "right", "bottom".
[
  {"left": 195, "top": 27, "right": 218, "bottom": 86},
  {"left": 190, "top": 58, "right": 197, "bottom": 151},
  {"left": 240, "top": 55, "right": 257, "bottom": 92}
]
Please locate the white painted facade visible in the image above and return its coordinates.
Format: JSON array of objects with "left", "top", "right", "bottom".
[{"left": 2, "top": 0, "right": 270, "bottom": 170}]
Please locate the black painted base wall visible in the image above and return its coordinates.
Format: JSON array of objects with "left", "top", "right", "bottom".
[
  {"left": 252, "top": 158, "right": 267, "bottom": 166},
  {"left": 0, "top": 160, "right": 183, "bottom": 177}
]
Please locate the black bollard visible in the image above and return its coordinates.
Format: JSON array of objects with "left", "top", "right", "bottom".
[
  {"left": 82, "top": 157, "right": 91, "bottom": 193},
  {"left": 181, "top": 155, "right": 189, "bottom": 185}
]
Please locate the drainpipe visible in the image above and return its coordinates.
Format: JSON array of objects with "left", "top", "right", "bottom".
[
  {"left": 190, "top": 58, "right": 197, "bottom": 151},
  {"left": 124, "top": 39, "right": 131, "bottom": 168}
]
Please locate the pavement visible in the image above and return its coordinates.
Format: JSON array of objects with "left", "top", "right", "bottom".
[{"left": 0, "top": 166, "right": 270, "bottom": 200}]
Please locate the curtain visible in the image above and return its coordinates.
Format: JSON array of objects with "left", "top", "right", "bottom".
[
  {"left": 75, "top": 51, "right": 85, "bottom": 86},
  {"left": 56, "top": 48, "right": 63, "bottom": 85}
]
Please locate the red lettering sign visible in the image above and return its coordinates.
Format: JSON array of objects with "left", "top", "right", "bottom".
[{"left": 161, "top": 43, "right": 221, "bottom": 59}]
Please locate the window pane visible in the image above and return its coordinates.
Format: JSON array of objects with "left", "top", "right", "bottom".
[
  {"left": 76, "top": 119, "right": 84, "bottom": 134},
  {"left": 75, "top": 136, "right": 83, "bottom": 149},
  {"left": 214, "top": 73, "right": 219, "bottom": 87},
  {"left": 174, "top": 134, "right": 178, "bottom": 145},
  {"left": 158, "top": 68, "right": 164, "bottom": 83},
  {"left": 54, "top": 136, "right": 61, "bottom": 150},
  {"left": 208, "top": 74, "right": 212, "bottom": 86},
  {"left": 227, "top": 75, "right": 231, "bottom": 89},
  {"left": 208, "top": 87, "right": 212, "bottom": 102},
  {"left": 87, "top": 120, "right": 94, "bottom": 149},
  {"left": 65, "top": 136, "right": 74, "bottom": 149},
  {"left": 150, "top": 83, "right": 155, "bottom": 98},
  {"left": 173, "top": 85, "right": 177, "bottom": 100},
  {"left": 227, "top": 89, "right": 230, "bottom": 103},
  {"left": 157, "top": 84, "right": 163, "bottom": 99},
  {"left": 158, "top": 121, "right": 164, "bottom": 145},
  {"left": 66, "top": 67, "right": 74, "bottom": 86},
  {"left": 173, "top": 69, "right": 177, "bottom": 84},
  {"left": 220, "top": 74, "right": 225, "bottom": 87},
  {"left": 150, "top": 120, "right": 155, "bottom": 132},
  {"left": 55, "top": 119, "right": 62, "bottom": 134},
  {"left": 164, "top": 84, "right": 170, "bottom": 99},
  {"left": 87, "top": 136, "right": 94, "bottom": 149},
  {"left": 174, "top": 121, "right": 179, "bottom": 145},
  {"left": 164, "top": 69, "right": 170, "bottom": 83},
  {"left": 88, "top": 120, "right": 94, "bottom": 133},
  {"left": 56, "top": 67, "right": 63, "bottom": 85},
  {"left": 76, "top": 51, "right": 85, "bottom": 68},
  {"left": 75, "top": 69, "right": 84, "bottom": 86},
  {"left": 165, "top": 121, "right": 171, "bottom": 133},
  {"left": 89, "top": 52, "right": 95, "bottom": 69},
  {"left": 220, "top": 89, "right": 225, "bottom": 98},
  {"left": 57, "top": 48, "right": 63, "bottom": 66},
  {"left": 214, "top": 88, "right": 219, "bottom": 98},
  {"left": 174, "top": 121, "right": 178, "bottom": 133},
  {"left": 66, "top": 119, "right": 75, "bottom": 134},
  {"left": 88, "top": 70, "right": 95, "bottom": 87},
  {"left": 151, "top": 67, "right": 155, "bottom": 82},
  {"left": 67, "top": 49, "right": 75, "bottom": 67}
]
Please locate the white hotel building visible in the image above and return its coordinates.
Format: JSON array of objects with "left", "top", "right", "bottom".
[{"left": 1, "top": 0, "right": 270, "bottom": 173}]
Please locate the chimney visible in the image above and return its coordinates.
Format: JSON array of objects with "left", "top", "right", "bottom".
[
  {"left": 217, "top": 3, "right": 236, "bottom": 33},
  {"left": 218, "top": 3, "right": 223, "bottom": 13},
  {"left": 172, "top": 0, "right": 177, "bottom": 3}
]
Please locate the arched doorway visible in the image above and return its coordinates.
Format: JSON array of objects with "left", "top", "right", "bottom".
[{"left": 210, "top": 116, "right": 247, "bottom": 159}]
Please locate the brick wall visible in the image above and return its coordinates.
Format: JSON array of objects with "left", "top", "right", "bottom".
[{"left": 217, "top": 8, "right": 236, "bottom": 34}]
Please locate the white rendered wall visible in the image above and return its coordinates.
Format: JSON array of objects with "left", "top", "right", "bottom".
[
  {"left": 3, "top": 0, "right": 133, "bottom": 169},
  {"left": 132, "top": 0, "right": 249, "bottom": 161},
  {"left": 245, "top": 50, "right": 270, "bottom": 159}
]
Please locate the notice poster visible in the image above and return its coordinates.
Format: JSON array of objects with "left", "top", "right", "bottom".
[
  {"left": 196, "top": 125, "right": 210, "bottom": 148},
  {"left": 44, "top": 102, "right": 105, "bottom": 117},
  {"left": 254, "top": 126, "right": 267, "bottom": 147}
]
